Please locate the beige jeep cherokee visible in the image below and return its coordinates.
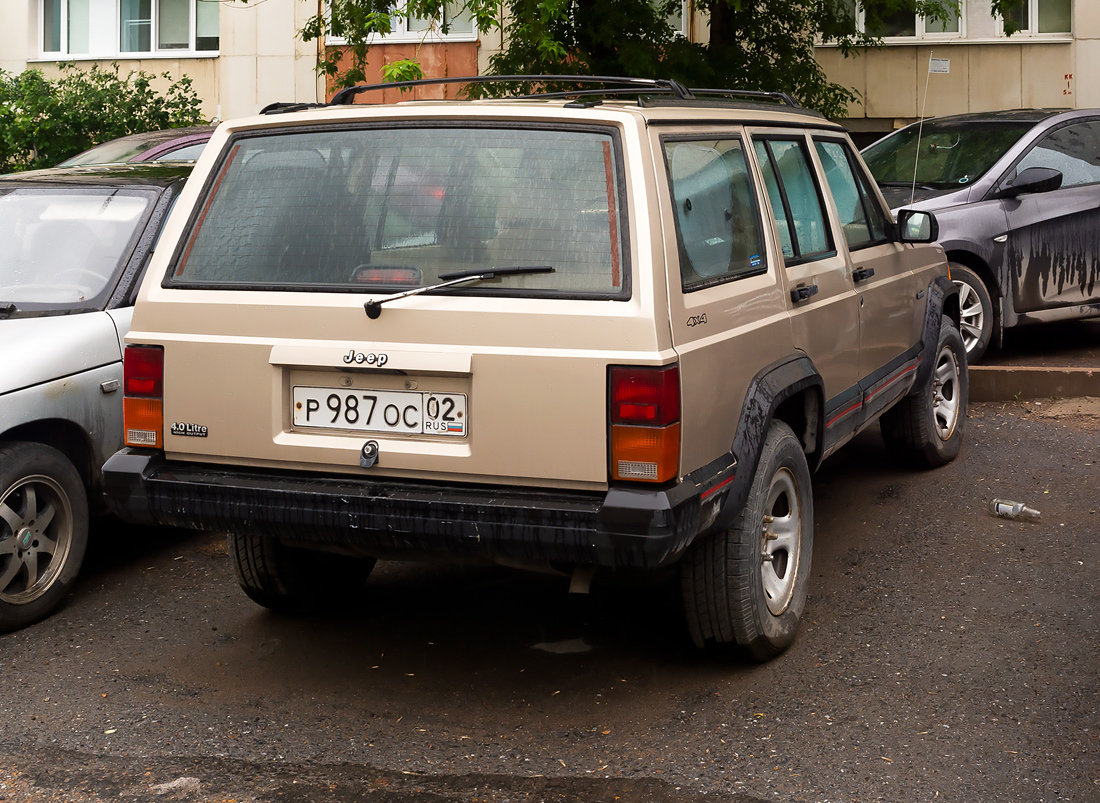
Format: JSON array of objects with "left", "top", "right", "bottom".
[{"left": 104, "top": 77, "right": 965, "bottom": 660}]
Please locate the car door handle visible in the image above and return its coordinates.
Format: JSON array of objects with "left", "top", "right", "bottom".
[
  {"left": 790, "top": 284, "right": 819, "bottom": 303},
  {"left": 852, "top": 267, "right": 875, "bottom": 283}
]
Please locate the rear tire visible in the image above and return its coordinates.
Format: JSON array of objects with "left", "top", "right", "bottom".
[
  {"left": 950, "top": 263, "right": 993, "bottom": 363},
  {"left": 0, "top": 442, "right": 89, "bottom": 633},
  {"left": 880, "top": 315, "right": 968, "bottom": 469},
  {"left": 229, "top": 531, "right": 376, "bottom": 614},
  {"left": 681, "top": 421, "right": 813, "bottom": 662}
]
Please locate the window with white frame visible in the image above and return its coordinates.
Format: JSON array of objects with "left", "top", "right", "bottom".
[
  {"left": 1001, "top": 0, "right": 1071, "bottom": 34},
  {"left": 326, "top": 1, "right": 477, "bottom": 45},
  {"left": 850, "top": 0, "right": 963, "bottom": 39},
  {"left": 41, "top": 0, "right": 218, "bottom": 58},
  {"left": 661, "top": 0, "right": 689, "bottom": 37}
]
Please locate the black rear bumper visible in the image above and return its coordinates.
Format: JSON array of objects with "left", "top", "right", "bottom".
[{"left": 102, "top": 450, "right": 737, "bottom": 570}]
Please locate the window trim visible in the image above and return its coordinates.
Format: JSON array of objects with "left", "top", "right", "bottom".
[
  {"left": 752, "top": 135, "right": 838, "bottom": 267},
  {"left": 812, "top": 136, "right": 892, "bottom": 253},
  {"left": 38, "top": 0, "right": 220, "bottom": 60},
  {"left": 660, "top": 133, "right": 771, "bottom": 293}
]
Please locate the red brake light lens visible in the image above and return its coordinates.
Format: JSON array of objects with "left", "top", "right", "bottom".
[
  {"left": 124, "top": 346, "right": 164, "bottom": 398},
  {"left": 610, "top": 365, "right": 680, "bottom": 426}
]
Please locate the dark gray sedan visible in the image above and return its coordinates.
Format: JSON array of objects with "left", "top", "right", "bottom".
[{"left": 862, "top": 109, "right": 1100, "bottom": 362}]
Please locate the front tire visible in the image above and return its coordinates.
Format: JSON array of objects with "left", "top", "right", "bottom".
[
  {"left": 950, "top": 263, "right": 993, "bottom": 363},
  {"left": 681, "top": 421, "right": 813, "bottom": 662},
  {"left": 0, "top": 443, "right": 89, "bottom": 633},
  {"left": 880, "top": 315, "right": 968, "bottom": 468},
  {"left": 229, "top": 530, "right": 376, "bottom": 614}
]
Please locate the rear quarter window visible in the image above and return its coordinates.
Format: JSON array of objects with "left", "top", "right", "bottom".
[
  {"left": 169, "top": 124, "right": 629, "bottom": 299},
  {"left": 663, "top": 138, "right": 767, "bottom": 291}
]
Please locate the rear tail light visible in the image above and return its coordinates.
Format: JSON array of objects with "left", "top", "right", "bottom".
[
  {"left": 123, "top": 345, "right": 164, "bottom": 448},
  {"left": 609, "top": 365, "right": 680, "bottom": 483}
]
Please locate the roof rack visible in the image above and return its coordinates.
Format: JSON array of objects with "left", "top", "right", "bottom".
[{"left": 257, "top": 75, "right": 802, "bottom": 114}]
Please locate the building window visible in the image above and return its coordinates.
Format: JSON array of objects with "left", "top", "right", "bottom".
[
  {"left": 853, "top": 0, "right": 962, "bottom": 39},
  {"left": 661, "top": 0, "right": 688, "bottom": 37},
  {"left": 1002, "top": 0, "right": 1071, "bottom": 34},
  {"left": 41, "top": 0, "right": 218, "bottom": 57},
  {"left": 407, "top": 1, "right": 474, "bottom": 36},
  {"left": 327, "top": 2, "right": 478, "bottom": 45}
]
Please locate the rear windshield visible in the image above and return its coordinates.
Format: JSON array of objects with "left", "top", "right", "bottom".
[
  {"left": 0, "top": 188, "right": 153, "bottom": 310},
  {"left": 170, "top": 125, "right": 628, "bottom": 298},
  {"left": 862, "top": 120, "right": 1034, "bottom": 188}
]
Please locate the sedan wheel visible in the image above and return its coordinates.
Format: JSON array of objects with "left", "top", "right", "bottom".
[
  {"left": 0, "top": 443, "right": 88, "bottom": 632},
  {"left": 950, "top": 263, "right": 993, "bottom": 362}
]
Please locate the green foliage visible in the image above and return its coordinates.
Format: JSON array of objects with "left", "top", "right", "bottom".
[
  {"left": 0, "top": 63, "right": 206, "bottom": 172},
  {"left": 381, "top": 59, "right": 426, "bottom": 86},
  {"left": 297, "top": 0, "right": 1021, "bottom": 117}
]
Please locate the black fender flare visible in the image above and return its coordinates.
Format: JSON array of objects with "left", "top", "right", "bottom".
[
  {"left": 910, "top": 274, "right": 959, "bottom": 395},
  {"left": 710, "top": 354, "right": 824, "bottom": 535}
]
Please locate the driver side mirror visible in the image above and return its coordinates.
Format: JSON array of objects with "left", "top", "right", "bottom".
[
  {"left": 994, "top": 166, "right": 1063, "bottom": 199},
  {"left": 894, "top": 209, "right": 939, "bottom": 243}
]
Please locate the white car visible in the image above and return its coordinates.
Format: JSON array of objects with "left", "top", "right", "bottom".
[{"left": 0, "top": 162, "right": 192, "bottom": 631}]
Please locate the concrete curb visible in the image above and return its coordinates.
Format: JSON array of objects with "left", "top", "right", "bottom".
[{"left": 970, "top": 365, "right": 1100, "bottom": 402}]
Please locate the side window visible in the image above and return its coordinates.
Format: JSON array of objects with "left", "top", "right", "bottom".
[
  {"left": 1015, "top": 121, "right": 1100, "bottom": 188},
  {"left": 814, "top": 139, "right": 888, "bottom": 249},
  {"left": 753, "top": 137, "right": 834, "bottom": 264},
  {"left": 663, "top": 139, "right": 768, "bottom": 290}
]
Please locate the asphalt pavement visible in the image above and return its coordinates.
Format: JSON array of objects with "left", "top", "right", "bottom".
[{"left": 0, "top": 400, "right": 1097, "bottom": 803}]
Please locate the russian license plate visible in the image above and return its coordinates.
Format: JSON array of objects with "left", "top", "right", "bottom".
[{"left": 292, "top": 387, "right": 467, "bottom": 437}]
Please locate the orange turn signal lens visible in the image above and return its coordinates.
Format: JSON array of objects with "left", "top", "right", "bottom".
[
  {"left": 610, "top": 423, "right": 679, "bottom": 483},
  {"left": 124, "top": 397, "right": 163, "bottom": 448}
]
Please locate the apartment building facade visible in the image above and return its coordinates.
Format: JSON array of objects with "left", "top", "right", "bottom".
[
  {"left": 0, "top": 0, "right": 1095, "bottom": 127},
  {"left": 816, "top": 0, "right": 1100, "bottom": 143}
]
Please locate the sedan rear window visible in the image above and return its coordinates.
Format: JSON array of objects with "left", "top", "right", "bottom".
[{"left": 171, "top": 126, "right": 628, "bottom": 298}]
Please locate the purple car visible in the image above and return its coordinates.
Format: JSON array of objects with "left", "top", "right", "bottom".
[{"left": 58, "top": 126, "right": 214, "bottom": 167}]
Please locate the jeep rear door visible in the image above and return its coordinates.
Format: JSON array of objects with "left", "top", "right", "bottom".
[{"left": 656, "top": 133, "right": 794, "bottom": 475}]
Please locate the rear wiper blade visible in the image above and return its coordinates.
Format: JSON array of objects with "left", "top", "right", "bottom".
[{"left": 364, "top": 265, "right": 554, "bottom": 319}]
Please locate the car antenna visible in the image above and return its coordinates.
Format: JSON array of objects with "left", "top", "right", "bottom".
[{"left": 910, "top": 49, "right": 939, "bottom": 207}]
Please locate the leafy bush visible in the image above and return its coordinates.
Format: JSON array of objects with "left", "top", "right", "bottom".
[{"left": 0, "top": 63, "right": 207, "bottom": 172}]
